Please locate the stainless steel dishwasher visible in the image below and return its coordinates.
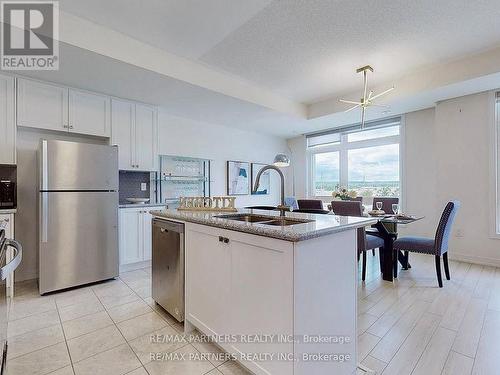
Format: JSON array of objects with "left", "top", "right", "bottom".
[{"left": 152, "top": 219, "right": 185, "bottom": 322}]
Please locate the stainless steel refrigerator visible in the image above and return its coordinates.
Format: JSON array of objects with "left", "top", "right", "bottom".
[{"left": 38, "top": 140, "right": 119, "bottom": 294}]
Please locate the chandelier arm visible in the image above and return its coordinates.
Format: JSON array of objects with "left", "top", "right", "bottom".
[
  {"left": 339, "top": 99, "right": 363, "bottom": 105},
  {"left": 369, "top": 86, "right": 395, "bottom": 101},
  {"left": 344, "top": 104, "right": 361, "bottom": 113}
]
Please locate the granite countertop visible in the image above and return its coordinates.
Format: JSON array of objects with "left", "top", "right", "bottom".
[
  {"left": 119, "top": 203, "right": 167, "bottom": 209},
  {"left": 0, "top": 208, "right": 16, "bottom": 214},
  {"left": 150, "top": 208, "right": 377, "bottom": 242}
]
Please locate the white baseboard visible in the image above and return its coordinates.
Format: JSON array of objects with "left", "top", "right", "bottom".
[
  {"left": 119, "top": 260, "right": 151, "bottom": 273},
  {"left": 449, "top": 252, "right": 500, "bottom": 268}
]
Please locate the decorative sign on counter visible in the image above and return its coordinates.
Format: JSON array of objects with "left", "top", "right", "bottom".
[{"left": 177, "top": 196, "right": 237, "bottom": 212}]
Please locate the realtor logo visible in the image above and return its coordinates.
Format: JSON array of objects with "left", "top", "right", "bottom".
[{"left": 1, "top": 1, "right": 59, "bottom": 70}]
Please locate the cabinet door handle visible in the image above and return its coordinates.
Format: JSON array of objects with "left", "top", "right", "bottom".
[
  {"left": 63, "top": 125, "right": 69, "bottom": 129},
  {"left": 160, "top": 228, "right": 167, "bottom": 233},
  {"left": 223, "top": 237, "right": 229, "bottom": 244},
  {"left": 218, "top": 236, "right": 224, "bottom": 242},
  {"left": 69, "top": 125, "right": 74, "bottom": 129}
]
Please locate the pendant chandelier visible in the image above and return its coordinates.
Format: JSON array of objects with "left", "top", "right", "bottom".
[{"left": 339, "top": 65, "right": 394, "bottom": 128}]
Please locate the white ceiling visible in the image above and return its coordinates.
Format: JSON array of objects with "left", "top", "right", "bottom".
[{"left": 60, "top": 0, "right": 500, "bottom": 103}]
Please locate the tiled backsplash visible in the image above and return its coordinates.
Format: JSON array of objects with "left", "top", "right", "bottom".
[{"left": 119, "top": 171, "right": 155, "bottom": 204}]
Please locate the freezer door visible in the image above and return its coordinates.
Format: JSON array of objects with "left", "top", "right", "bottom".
[
  {"left": 40, "top": 140, "right": 118, "bottom": 191},
  {"left": 39, "top": 191, "right": 118, "bottom": 294}
]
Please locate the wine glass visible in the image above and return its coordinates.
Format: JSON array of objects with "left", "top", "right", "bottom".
[
  {"left": 376, "top": 202, "right": 382, "bottom": 211},
  {"left": 392, "top": 204, "right": 399, "bottom": 215}
]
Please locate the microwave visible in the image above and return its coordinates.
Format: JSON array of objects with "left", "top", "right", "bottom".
[{"left": 0, "top": 181, "right": 16, "bottom": 209}]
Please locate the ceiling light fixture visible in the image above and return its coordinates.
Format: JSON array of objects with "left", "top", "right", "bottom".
[{"left": 339, "top": 65, "right": 394, "bottom": 128}]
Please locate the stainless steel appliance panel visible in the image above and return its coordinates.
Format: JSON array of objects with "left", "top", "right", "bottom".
[
  {"left": 152, "top": 219, "right": 184, "bottom": 322},
  {"left": 39, "top": 191, "right": 118, "bottom": 294},
  {"left": 40, "top": 140, "right": 118, "bottom": 191},
  {"left": 0, "top": 230, "right": 22, "bottom": 374}
]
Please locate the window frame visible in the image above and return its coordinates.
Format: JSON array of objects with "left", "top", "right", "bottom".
[{"left": 307, "top": 123, "right": 403, "bottom": 201}]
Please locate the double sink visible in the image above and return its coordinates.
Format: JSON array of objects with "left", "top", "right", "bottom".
[{"left": 216, "top": 213, "right": 314, "bottom": 226}]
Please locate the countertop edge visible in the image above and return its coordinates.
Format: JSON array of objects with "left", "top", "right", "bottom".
[{"left": 149, "top": 210, "right": 377, "bottom": 242}]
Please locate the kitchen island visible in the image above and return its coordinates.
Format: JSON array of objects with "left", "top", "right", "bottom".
[{"left": 150, "top": 208, "right": 376, "bottom": 375}]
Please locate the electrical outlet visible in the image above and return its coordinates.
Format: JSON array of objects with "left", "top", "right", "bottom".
[
  {"left": 455, "top": 229, "right": 464, "bottom": 238},
  {"left": 141, "top": 183, "right": 147, "bottom": 191}
]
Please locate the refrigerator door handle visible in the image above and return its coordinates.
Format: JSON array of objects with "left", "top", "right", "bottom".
[
  {"left": 41, "top": 192, "right": 48, "bottom": 243},
  {"left": 41, "top": 140, "right": 48, "bottom": 191},
  {"left": 1, "top": 239, "right": 22, "bottom": 280}
]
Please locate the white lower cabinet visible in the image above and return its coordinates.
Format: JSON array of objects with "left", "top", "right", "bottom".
[
  {"left": 119, "top": 207, "right": 157, "bottom": 267},
  {"left": 185, "top": 223, "right": 294, "bottom": 375}
]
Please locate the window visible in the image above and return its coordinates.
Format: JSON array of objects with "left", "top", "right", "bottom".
[
  {"left": 312, "top": 151, "right": 340, "bottom": 196},
  {"left": 307, "top": 117, "right": 401, "bottom": 200}
]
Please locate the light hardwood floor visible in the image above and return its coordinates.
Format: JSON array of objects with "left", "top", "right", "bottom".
[{"left": 6, "top": 253, "right": 500, "bottom": 375}]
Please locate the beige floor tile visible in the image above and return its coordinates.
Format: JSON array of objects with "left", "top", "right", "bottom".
[
  {"left": 8, "top": 324, "right": 65, "bottom": 359},
  {"left": 144, "top": 344, "right": 215, "bottom": 375},
  {"left": 58, "top": 298, "right": 104, "bottom": 322},
  {"left": 129, "top": 325, "right": 189, "bottom": 365},
  {"left": 48, "top": 366, "right": 75, "bottom": 375},
  {"left": 93, "top": 280, "right": 133, "bottom": 298},
  {"left": 73, "top": 344, "right": 141, "bottom": 375},
  {"left": 8, "top": 309, "right": 61, "bottom": 338},
  {"left": 62, "top": 310, "right": 114, "bottom": 340},
  {"left": 67, "top": 325, "right": 126, "bottom": 362},
  {"left": 55, "top": 289, "right": 98, "bottom": 309},
  {"left": 117, "top": 311, "right": 167, "bottom": 341},
  {"left": 411, "top": 327, "right": 456, "bottom": 375},
  {"left": 99, "top": 292, "right": 141, "bottom": 310},
  {"left": 119, "top": 269, "right": 149, "bottom": 283},
  {"left": 7, "top": 342, "right": 71, "bottom": 375},
  {"left": 9, "top": 296, "right": 56, "bottom": 321},
  {"left": 124, "top": 368, "right": 148, "bottom": 375},
  {"left": 218, "top": 360, "right": 252, "bottom": 375},
  {"left": 357, "top": 313, "right": 378, "bottom": 336},
  {"left": 133, "top": 285, "right": 152, "bottom": 299},
  {"left": 107, "top": 299, "right": 152, "bottom": 323},
  {"left": 442, "top": 351, "right": 474, "bottom": 375}
]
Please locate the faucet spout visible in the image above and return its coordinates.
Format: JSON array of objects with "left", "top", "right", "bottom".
[{"left": 252, "top": 165, "right": 288, "bottom": 216}]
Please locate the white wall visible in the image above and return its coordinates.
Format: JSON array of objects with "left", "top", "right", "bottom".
[
  {"left": 401, "top": 92, "right": 500, "bottom": 266},
  {"left": 157, "top": 110, "right": 288, "bottom": 208}
]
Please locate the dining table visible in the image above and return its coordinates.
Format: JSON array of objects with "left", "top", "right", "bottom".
[{"left": 368, "top": 214, "right": 424, "bottom": 282}]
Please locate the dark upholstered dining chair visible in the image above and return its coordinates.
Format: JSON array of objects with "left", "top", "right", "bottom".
[
  {"left": 394, "top": 201, "right": 460, "bottom": 288},
  {"left": 331, "top": 201, "right": 384, "bottom": 281},
  {"left": 293, "top": 208, "right": 330, "bottom": 214},
  {"left": 372, "top": 197, "right": 399, "bottom": 214},
  {"left": 297, "top": 199, "right": 324, "bottom": 210},
  {"left": 349, "top": 197, "right": 364, "bottom": 203}
]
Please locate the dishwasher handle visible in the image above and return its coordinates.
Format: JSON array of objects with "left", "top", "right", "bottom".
[{"left": 153, "top": 219, "right": 184, "bottom": 234}]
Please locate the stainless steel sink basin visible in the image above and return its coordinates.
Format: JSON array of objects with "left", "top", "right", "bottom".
[
  {"left": 260, "top": 218, "right": 313, "bottom": 226},
  {"left": 216, "top": 214, "right": 313, "bottom": 226},
  {"left": 215, "top": 214, "right": 275, "bottom": 223}
]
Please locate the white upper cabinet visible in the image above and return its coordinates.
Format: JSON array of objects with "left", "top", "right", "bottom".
[
  {"left": 135, "top": 104, "right": 157, "bottom": 171},
  {"left": 111, "top": 100, "right": 157, "bottom": 171},
  {"left": 111, "top": 99, "right": 135, "bottom": 170},
  {"left": 69, "top": 89, "right": 110, "bottom": 137},
  {"left": 17, "top": 78, "right": 110, "bottom": 138},
  {"left": 17, "top": 78, "right": 68, "bottom": 132},
  {"left": 0, "top": 74, "right": 15, "bottom": 164}
]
